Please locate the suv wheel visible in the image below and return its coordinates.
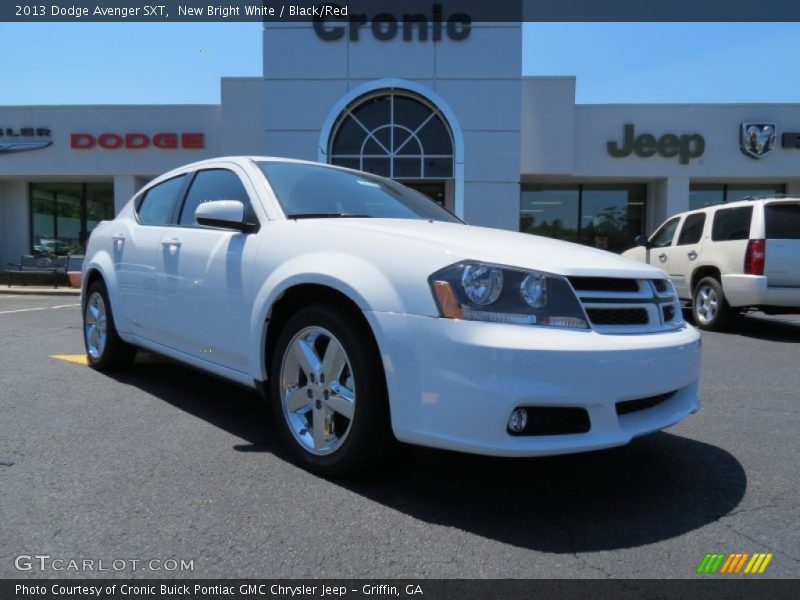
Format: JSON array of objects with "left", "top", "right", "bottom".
[
  {"left": 692, "top": 276, "right": 734, "bottom": 331},
  {"left": 270, "top": 303, "right": 391, "bottom": 476},
  {"left": 83, "top": 280, "right": 137, "bottom": 370}
]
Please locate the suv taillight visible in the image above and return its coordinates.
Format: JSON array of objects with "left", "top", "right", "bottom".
[{"left": 744, "top": 239, "right": 766, "bottom": 275}]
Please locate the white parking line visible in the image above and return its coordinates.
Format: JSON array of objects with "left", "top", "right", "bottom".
[{"left": 0, "top": 303, "right": 80, "bottom": 315}]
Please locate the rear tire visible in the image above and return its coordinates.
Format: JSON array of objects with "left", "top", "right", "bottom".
[
  {"left": 692, "top": 276, "right": 734, "bottom": 331},
  {"left": 83, "top": 280, "right": 137, "bottom": 371},
  {"left": 269, "top": 303, "right": 391, "bottom": 477}
]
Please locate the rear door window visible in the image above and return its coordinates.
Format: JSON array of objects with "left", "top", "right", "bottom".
[
  {"left": 712, "top": 206, "right": 753, "bottom": 241},
  {"left": 765, "top": 204, "right": 800, "bottom": 239},
  {"left": 676, "top": 212, "right": 706, "bottom": 245},
  {"left": 137, "top": 175, "right": 187, "bottom": 225}
]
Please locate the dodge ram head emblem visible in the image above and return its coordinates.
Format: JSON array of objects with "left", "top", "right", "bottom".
[{"left": 740, "top": 123, "right": 776, "bottom": 159}]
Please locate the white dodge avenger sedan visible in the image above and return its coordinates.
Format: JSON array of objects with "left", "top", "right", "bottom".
[{"left": 82, "top": 157, "right": 701, "bottom": 475}]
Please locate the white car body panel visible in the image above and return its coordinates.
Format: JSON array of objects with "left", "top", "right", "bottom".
[{"left": 84, "top": 156, "right": 702, "bottom": 457}]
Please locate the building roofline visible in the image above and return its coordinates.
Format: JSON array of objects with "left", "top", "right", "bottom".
[
  {"left": 0, "top": 104, "right": 220, "bottom": 109},
  {"left": 577, "top": 102, "right": 800, "bottom": 108}
]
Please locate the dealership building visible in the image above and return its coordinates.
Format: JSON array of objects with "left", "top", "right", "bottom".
[{"left": 2, "top": 20, "right": 800, "bottom": 263}]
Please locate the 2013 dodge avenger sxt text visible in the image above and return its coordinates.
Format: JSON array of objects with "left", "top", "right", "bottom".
[{"left": 82, "top": 157, "right": 701, "bottom": 475}]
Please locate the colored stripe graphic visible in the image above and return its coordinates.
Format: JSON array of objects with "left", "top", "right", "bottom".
[
  {"left": 758, "top": 554, "right": 773, "bottom": 573},
  {"left": 698, "top": 553, "right": 727, "bottom": 573},
  {"left": 719, "top": 553, "right": 737, "bottom": 573},
  {"left": 697, "top": 554, "right": 712, "bottom": 573},
  {"left": 734, "top": 553, "right": 750, "bottom": 573},
  {"left": 697, "top": 552, "right": 773, "bottom": 574}
]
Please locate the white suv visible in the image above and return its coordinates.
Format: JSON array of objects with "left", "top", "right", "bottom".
[{"left": 623, "top": 198, "right": 800, "bottom": 330}]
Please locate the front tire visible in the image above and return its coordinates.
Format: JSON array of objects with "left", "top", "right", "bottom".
[
  {"left": 692, "top": 276, "right": 734, "bottom": 331},
  {"left": 83, "top": 280, "right": 136, "bottom": 371},
  {"left": 269, "top": 303, "right": 391, "bottom": 476}
]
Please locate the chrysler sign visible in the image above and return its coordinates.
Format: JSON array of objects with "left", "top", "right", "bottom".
[{"left": 0, "top": 127, "right": 52, "bottom": 155}]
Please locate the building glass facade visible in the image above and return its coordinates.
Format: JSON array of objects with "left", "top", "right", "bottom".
[
  {"left": 688, "top": 183, "right": 786, "bottom": 211},
  {"left": 520, "top": 184, "right": 646, "bottom": 253},
  {"left": 29, "top": 182, "right": 114, "bottom": 255}
]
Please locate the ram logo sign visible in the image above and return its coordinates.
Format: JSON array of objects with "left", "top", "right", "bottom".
[{"left": 741, "top": 123, "right": 777, "bottom": 159}]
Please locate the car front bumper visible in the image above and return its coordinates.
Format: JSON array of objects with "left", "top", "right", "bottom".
[
  {"left": 366, "top": 312, "right": 702, "bottom": 457},
  {"left": 723, "top": 274, "right": 800, "bottom": 309}
]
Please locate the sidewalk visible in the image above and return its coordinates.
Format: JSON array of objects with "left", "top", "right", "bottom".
[{"left": 0, "top": 286, "right": 80, "bottom": 296}]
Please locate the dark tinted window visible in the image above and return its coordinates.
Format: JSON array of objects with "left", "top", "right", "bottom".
[
  {"left": 677, "top": 213, "right": 706, "bottom": 245},
  {"left": 712, "top": 206, "right": 753, "bottom": 241},
  {"left": 179, "top": 169, "right": 249, "bottom": 226},
  {"left": 765, "top": 204, "right": 800, "bottom": 239},
  {"left": 258, "top": 162, "right": 460, "bottom": 223},
  {"left": 138, "top": 175, "right": 186, "bottom": 225},
  {"left": 651, "top": 217, "right": 680, "bottom": 248}
]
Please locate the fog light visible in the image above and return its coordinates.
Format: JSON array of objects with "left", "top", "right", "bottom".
[{"left": 508, "top": 408, "right": 528, "bottom": 433}]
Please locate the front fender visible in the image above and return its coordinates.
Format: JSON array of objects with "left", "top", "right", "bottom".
[{"left": 248, "top": 251, "right": 410, "bottom": 380}]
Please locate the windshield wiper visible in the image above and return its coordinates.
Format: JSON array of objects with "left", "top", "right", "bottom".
[{"left": 286, "top": 213, "right": 374, "bottom": 219}]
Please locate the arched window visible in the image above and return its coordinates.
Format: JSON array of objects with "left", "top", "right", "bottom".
[{"left": 328, "top": 90, "right": 454, "bottom": 180}]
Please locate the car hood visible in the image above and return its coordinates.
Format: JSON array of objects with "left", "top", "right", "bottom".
[{"left": 297, "top": 219, "right": 666, "bottom": 278}]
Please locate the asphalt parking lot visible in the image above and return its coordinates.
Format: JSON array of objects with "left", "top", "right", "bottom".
[{"left": 1, "top": 293, "right": 798, "bottom": 579}]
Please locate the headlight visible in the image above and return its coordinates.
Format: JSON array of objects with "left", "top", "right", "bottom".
[{"left": 429, "top": 262, "right": 589, "bottom": 329}]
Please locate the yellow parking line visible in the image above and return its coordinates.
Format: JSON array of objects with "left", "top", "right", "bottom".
[{"left": 50, "top": 354, "right": 88, "bottom": 365}]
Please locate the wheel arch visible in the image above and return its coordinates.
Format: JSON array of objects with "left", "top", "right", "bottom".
[
  {"left": 254, "top": 280, "right": 385, "bottom": 386},
  {"left": 691, "top": 265, "right": 722, "bottom": 295},
  {"left": 81, "top": 253, "right": 129, "bottom": 332}
]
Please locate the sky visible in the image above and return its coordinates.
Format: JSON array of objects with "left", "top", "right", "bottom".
[{"left": 1, "top": 22, "right": 800, "bottom": 105}]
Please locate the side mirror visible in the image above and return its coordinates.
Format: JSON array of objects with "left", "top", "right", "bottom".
[
  {"left": 634, "top": 234, "right": 650, "bottom": 248},
  {"left": 195, "top": 200, "right": 253, "bottom": 232}
]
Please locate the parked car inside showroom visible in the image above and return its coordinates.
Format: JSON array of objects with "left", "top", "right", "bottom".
[
  {"left": 623, "top": 197, "right": 800, "bottom": 330},
  {"left": 82, "top": 157, "right": 701, "bottom": 475}
]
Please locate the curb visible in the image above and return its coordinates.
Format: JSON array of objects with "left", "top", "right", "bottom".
[{"left": 0, "top": 288, "right": 80, "bottom": 296}]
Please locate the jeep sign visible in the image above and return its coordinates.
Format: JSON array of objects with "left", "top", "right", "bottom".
[{"left": 607, "top": 124, "right": 705, "bottom": 164}]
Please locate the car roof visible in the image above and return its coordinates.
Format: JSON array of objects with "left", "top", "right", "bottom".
[{"left": 682, "top": 196, "right": 800, "bottom": 215}]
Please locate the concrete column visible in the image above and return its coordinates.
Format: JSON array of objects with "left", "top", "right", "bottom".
[
  {"left": 648, "top": 177, "right": 689, "bottom": 233},
  {"left": 785, "top": 181, "right": 800, "bottom": 195},
  {"left": 0, "top": 180, "right": 30, "bottom": 265},
  {"left": 113, "top": 175, "right": 147, "bottom": 215}
]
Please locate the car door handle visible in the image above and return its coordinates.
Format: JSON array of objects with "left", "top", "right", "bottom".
[
  {"left": 161, "top": 238, "right": 182, "bottom": 248},
  {"left": 111, "top": 233, "right": 125, "bottom": 242},
  {"left": 658, "top": 253, "right": 667, "bottom": 263},
  {"left": 687, "top": 250, "right": 698, "bottom": 260}
]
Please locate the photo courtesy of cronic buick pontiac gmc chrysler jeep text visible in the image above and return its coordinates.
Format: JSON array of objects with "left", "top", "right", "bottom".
[
  {"left": 623, "top": 197, "right": 800, "bottom": 331},
  {"left": 82, "top": 157, "right": 702, "bottom": 475}
]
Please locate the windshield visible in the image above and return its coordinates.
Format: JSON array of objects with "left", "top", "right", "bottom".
[{"left": 258, "top": 161, "right": 461, "bottom": 223}]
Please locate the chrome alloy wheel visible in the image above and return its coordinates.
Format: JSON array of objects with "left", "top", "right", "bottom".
[
  {"left": 279, "top": 326, "right": 356, "bottom": 455},
  {"left": 85, "top": 291, "right": 108, "bottom": 359},
  {"left": 695, "top": 284, "right": 719, "bottom": 325}
]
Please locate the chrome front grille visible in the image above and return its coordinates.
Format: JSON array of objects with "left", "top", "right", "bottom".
[{"left": 567, "top": 277, "right": 682, "bottom": 334}]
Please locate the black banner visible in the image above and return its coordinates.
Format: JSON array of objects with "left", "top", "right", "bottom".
[
  {"left": 3, "top": 0, "right": 800, "bottom": 22},
  {"left": 3, "top": 580, "right": 800, "bottom": 600}
]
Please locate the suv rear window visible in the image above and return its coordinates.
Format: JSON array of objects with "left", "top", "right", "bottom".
[
  {"left": 712, "top": 206, "right": 753, "bottom": 241},
  {"left": 765, "top": 204, "right": 800, "bottom": 239}
]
